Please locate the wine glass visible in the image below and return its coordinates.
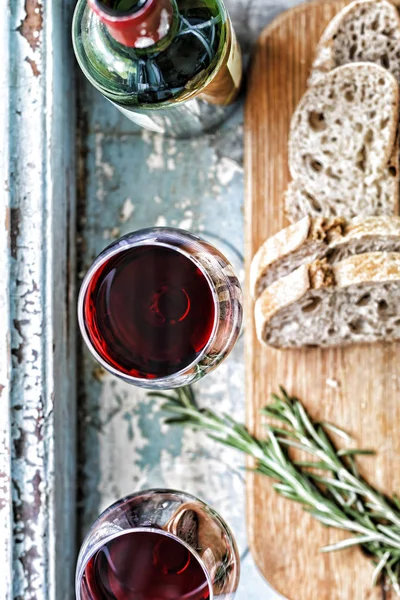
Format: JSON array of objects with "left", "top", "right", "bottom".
[
  {"left": 78, "top": 227, "right": 243, "bottom": 389},
  {"left": 76, "top": 489, "right": 240, "bottom": 599}
]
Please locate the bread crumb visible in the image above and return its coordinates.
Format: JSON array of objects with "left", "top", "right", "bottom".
[
  {"left": 309, "top": 259, "right": 336, "bottom": 288},
  {"left": 326, "top": 378, "right": 340, "bottom": 389},
  {"left": 325, "top": 217, "right": 346, "bottom": 242}
]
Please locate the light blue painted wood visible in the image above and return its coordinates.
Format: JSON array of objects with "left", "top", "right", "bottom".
[
  {"left": 77, "top": 93, "right": 270, "bottom": 597},
  {"left": 76, "top": 2, "right": 302, "bottom": 599},
  {"left": 2, "top": 0, "right": 77, "bottom": 598},
  {"left": 0, "top": 5, "right": 13, "bottom": 598}
]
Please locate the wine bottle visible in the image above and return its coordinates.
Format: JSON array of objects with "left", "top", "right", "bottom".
[{"left": 72, "top": 0, "right": 243, "bottom": 137}]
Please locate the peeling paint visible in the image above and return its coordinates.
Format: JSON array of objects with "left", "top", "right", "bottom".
[
  {"left": 25, "top": 57, "right": 41, "bottom": 78},
  {"left": 10, "top": 208, "right": 21, "bottom": 260},
  {"left": 95, "top": 133, "right": 115, "bottom": 202},
  {"left": 146, "top": 136, "right": 165, "bottom": 171},
  {"left": 13, "top": 319, "right": 28, "bottom": 342},
  {"left": 155, "top": 215, "right": 167, "bottom": 227},
  {"left": 119, "top": 198, "right": 135, "bottom": 222},
  {"left": 17, "top": 0, "right": 43, "bottom": 51},
  {"left": 103, "top": 226, "right": 120, "bottom": 240},
  {"left": 0, "top": 493, "right": 7, "bottom": 512},
  {"left": 178, "top": 217, "right": 193, "bottom": 230},
  {"left": 4, "top": 0, "right": 78, "bottom": 594},
  {"left": 216, "top": 156, "right": 242, "bottom": 186},
  {"left": 11, "top": 343, "right": 24, "bottom": 365},
  {"left": 167, "top": 145, "right": 177, "bottom": 156},
  {"left": 92, "top": 365, "right": 106, "bottom": 382}
]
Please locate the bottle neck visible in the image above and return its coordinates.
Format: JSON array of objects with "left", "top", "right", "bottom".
[{"left": 89, "top": 0, "right": 175, "bottom": 49}]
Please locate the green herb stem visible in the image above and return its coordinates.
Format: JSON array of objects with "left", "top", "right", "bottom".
[{"left": 149, "top": 386, "right": 400, "bottom": 595}]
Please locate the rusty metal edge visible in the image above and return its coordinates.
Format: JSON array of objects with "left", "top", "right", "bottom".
[{"left": 2, "top": 1, "right": 77, "bottom": 598}]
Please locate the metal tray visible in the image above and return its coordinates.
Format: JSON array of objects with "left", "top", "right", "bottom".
[{"left": 2, "top": 1, "right": 289, "bottom": 598}]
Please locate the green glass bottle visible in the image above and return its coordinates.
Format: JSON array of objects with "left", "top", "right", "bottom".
[{"left": 72, "top": 0, "right": 243, "bottom": 137}]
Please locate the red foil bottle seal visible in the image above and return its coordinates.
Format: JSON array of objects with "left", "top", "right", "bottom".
[{"left": 90, "top": 0, "right": 174, "bottom": 48}]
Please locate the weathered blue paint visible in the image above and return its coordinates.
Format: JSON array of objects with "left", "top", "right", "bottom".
[
  {"left": 2, "top": 0, "right": 77, "bottom": 598},
  {"left": 75, "top": 2, "right": 300, "bottom": 598}
]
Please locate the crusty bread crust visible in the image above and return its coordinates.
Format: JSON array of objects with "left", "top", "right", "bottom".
[
  {"left": 333, "top": 250, "right": 400, "bottom": 286},
  {"left": 255, "top": 263, "right": 313, "bottom": 331},
  {"left": 250, "top": 216, "right": 345, "bottom": 298},
  {"left": 255, "top": 252, "right": 400, "bottom": 348},
  {"left": 339, "top": 215, "right": 400, "bottom": 239},
  {"left": 251, "top": 216, "right": 400, "bottom": 299},
  {"left": 309, "top": 0, "right": 400, "bottom": 86}
]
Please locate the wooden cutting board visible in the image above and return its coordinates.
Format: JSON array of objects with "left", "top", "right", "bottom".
[{"left": 244, "top": 2, "right": 400, "bottom": 599}]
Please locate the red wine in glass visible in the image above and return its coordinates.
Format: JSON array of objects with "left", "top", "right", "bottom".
[
  {"left": 76, "top": 490, "right": 240, "bottom": 600},
  {"left": 84, "top": 245, "right": 216, "bottom": 379},
  {"left": 78, "top": 228, "right": 243, "bottom": 389},
  {"left": 81, "top": 530, "right": 211, "bottom": 600}
]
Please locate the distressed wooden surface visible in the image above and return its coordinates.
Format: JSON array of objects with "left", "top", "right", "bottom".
[
  {"left": 2, "top": 1, "right": 77, "bottom": 599},
  {"left": 75, "top": 1, "right": 302, "bottom": 598},
  {"left": 245, "top": 2, "right": 400, "bottom": 599}
]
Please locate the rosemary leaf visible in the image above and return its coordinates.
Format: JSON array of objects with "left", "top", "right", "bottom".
[
  {"left": 319, "top": 422, "right": 353, "bottom": 442},
  {"left": 371, "top": 551, "right": 391, "bottom": 587},
  {"left": 308, "top": 475, "right": 360, "bottom": 493},
  {"left": 294, "top": 460, "right": 336, "bottom": 471},
  {"left": 393, "top": 495, "right": 400, "bottom": 511},
  {"left": 152, "top": 386, "right": 400, "bottom": 596},
  {"left": 321, "top": 535, "right": 384, "bottom": 553},
  {"left": 337, "top": 448, "right": 376, "bottom": 457}
]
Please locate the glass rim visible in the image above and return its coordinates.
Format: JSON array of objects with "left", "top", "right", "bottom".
[
  {"left": 75, "top": 525, "right": 214, "bottom": 600},
  {"left": 77, "top": 229, "right": 221, "bottom": 385},
  {"left": 75, "top": 487, "right": 237, "bottom": 600}
]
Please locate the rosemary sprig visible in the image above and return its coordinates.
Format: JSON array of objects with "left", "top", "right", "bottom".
[{"left": 149, "top": 386, "right": 400, "bottom": 595}]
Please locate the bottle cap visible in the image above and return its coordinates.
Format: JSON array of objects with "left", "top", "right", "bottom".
[{"left": 89, "top": 0, "right": 174, "bottom": 48}]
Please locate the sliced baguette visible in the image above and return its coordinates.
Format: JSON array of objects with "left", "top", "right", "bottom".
[
  {"left": 288, "top": 62, "right": 398, "bottom": 192},
  {"left": 286, "top": 63, "right": 399, "bottom": 222},
  {"left": 309, "top": 0, "right": 400, "bottom": 87},
  {"left": 255, "top": 252, "right": 400, "bottom": 348},
  {"left": 251, "top": 215, "right": 400, "bottom": 298},
  {"left": 250, "top": 216, "right": 344, "bottom": 298}
]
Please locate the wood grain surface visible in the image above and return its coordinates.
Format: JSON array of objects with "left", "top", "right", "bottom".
[{"left": 244, "top": 2, "right": 400, "bottom": 599}]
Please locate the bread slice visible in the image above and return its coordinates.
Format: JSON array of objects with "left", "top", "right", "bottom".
[
  {"left": 286, "top": 63, "right": 399, "bottom": 222},
  {"left": 284, "top": 165, "right": 398, "bottom": 222},
  {"left": 309, "top": 0, "right": 400, "bottom": 87},
  {"left": 251, "top": 216, "right": 344, "bottom": 298},
  {"left": 296, "top": 0, "right": 400, "bottom": 224},
  {"left": 255, "top": 252, "right": 400, "bottom": 348},
  {"left": 251, "top": 215, "right": 400, "bottom": 298},
  {"left": 288, "top": 63, "right": 398, "bottom": 192}
]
